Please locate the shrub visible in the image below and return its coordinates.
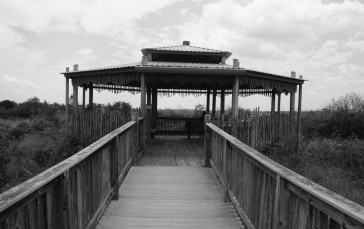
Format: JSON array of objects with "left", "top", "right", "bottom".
[{"left": 0, "top": 100, "right": 17, "bottom": 110}]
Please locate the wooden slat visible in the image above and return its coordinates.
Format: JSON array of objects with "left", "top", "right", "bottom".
[
  {"left": 96, "top": 167, "right": 245, "bottom": 229},
  {"left": 136, "top": 137, "right": 204, "bottom": 167},
  {"left": 206, "top": 123, "right": 364, "bottom": 225}
]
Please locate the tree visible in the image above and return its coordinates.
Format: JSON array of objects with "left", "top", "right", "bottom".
[
  {"left": 194, "top": 104, "right": 205, "bottom": 117},
  {"left": 0, "top": 100, "right": 17, "bottom": 110},
  {"left": 319, "top": 92, "right": 364, "bottom": 139},
  {"left": 325, "top": 92, "right": 364, "bottom": 112}
]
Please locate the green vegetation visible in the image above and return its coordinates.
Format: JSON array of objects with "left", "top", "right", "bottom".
[
  {"left": 1, "top": 92, "right": 364, "bottom": 207},
  {"left": 263, "top": 92, "right": 364, "bottom": 206},
  {"left": 0, "top": 98, "right": 82, "bottom": 192},
  {"left": 0, "top": 98, "right": 132, "bottom": 193}
]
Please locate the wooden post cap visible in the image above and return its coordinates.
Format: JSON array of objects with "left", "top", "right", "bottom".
[
  {"left": 183, "top": 41, "right": 190, "bottom": 46},
  {"left": 291, "top": 71, "right": 296, "bottom": 78},
  {"left": 131, "top": 112, "right": 139, "bottom": 121},
  {"left": 204, "top": 114, "right": 212, "bottom": 123}
]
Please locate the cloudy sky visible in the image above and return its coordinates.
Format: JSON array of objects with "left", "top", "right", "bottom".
[{"left": 1, "top": 0, "right": 363, "bottom": 111}]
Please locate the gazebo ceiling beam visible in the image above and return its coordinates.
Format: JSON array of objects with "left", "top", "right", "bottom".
[{"left": 93, "top": 85, "right": 275, "bottom": 95}]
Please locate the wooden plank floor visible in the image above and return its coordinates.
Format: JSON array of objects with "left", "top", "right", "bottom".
[
  {"left": 136, "top": 136, "right": 204, "bottom": 166},
  {"left": 96, "top": 167, "right": 245, "bottom": 229}
]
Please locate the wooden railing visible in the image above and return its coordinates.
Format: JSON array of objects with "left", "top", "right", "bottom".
[
  {"left": 205, "top": 122, "right": 364, "bottom": 229},
  {"left": 155, "top": 117, "right": 204, "bottom": 138},
  {"left": 212, "top": 113, "right": 296, "bottom": 151},
  {"left": 0, "top": 119, "right": 143, "bottom": 229},
  {"left": 70, "top": 108, "right": 130, "bottom": 145}
]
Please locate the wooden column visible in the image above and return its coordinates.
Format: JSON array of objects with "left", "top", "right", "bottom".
[
  {"left": 82, "top": 86, "right": 86, "bottom": 110},
  {"left": 65, "top": 77, "right": 69, "bottom": 126},
  {"left": 152, "top": 85, "right": 158, "bottom": 131},
  {"left": 206, "top": 89, "right": 211, "bottom": 114},
  {"left": 232, "top": 76, "right": 239, "bottom": 120},
  {"left": 147, "top": 87, "right": 151, "bottom": 105},
  {"left": 277, "top": 92, "right": 281, "bottom": 141},
  {"left": 204, "top": 114, "right": 212, "bottom": 167},
  {"left": 72, "top": 81, "right": 78, "bottom": 109},
  {"left": 290, "top": 91, "right": 296, "bottom": 130},
  {"left": 140, "top": 73, "right": 146, "bottom": 117},
  {"left": 277, "top": 92, "right": 281, "bottom": 115},
  {"left": 290, "top": 72, "right": 296, "bottom": 130},
  {"left": 89, "top": 84, "right": 93, "bottom": 108},
  {"left": 212, "top": 88, "right": 217, "bottom": 118},
  {"left": 220, "top": 89, "right": 225, "bottom": 117},
  {"left": 271, "top": 91, "right": 276, "bottom": 115},
  {"left": 296, "top": 84, "right": 303, "bottom": 151}
]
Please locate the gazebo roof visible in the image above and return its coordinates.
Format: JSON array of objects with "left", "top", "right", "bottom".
[
  {"left": 62, "top": 41, "right": 305, "bottom": 94},
  {"left": 141, "top": 41, "right": 232, "bottom": 59}
]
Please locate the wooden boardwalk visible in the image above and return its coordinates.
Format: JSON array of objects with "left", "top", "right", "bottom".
[
  {"left": 136, "top": 137, "right": 204, "bottom": 166},
  {"left": 96, "top": 167, "right": 244, "bottom": 228}
]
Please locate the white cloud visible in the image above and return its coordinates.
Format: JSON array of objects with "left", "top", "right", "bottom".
[
  {"left": 2, "top": 75, "right": 38, "bottom": 88},
  {"left": 0, "top": 0, "right": 181, "bottom": 35},
  {"left": 77, "top": 48, "right": 93, "bottom": 56}
]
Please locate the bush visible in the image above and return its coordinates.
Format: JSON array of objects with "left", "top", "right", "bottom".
[{"left": 0, "top": 100, "right": 17, "bottom": 110}]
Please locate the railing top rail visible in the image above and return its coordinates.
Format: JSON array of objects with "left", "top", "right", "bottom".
[
  {"left": 157, "top": 117, "right": 201, "bottom": 121},
  {"left": 0, "top": 121, "right": 136, "bottom": 212},
  {"left": 206, "top": 122, "right": 364, "bottom": 224}
]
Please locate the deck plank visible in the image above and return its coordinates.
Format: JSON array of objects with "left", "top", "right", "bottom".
[
  {"left": 96, "top": 167, "right": 245, "bottom": 229},
  {"left": 136, "top": 137, "right": 204, "bottom": 166}
]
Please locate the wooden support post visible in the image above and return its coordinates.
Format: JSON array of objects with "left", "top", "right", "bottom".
[
  {"left": 220, "top": 89, "right": 225, "bottom": 118},
  {"left": 146, "top": 105, "right": 152, "bottom": 143},
  {"left": 277, "top": 92, "right": 281, "bottom": 141},
  {"left": 151, "top": 85, "right": 158, "bottom": 138},
  {"left": 277, "top": 92, "right": 281, "bottom": 115},
  {"left": 271, "top": 90, "right": 276, "bottom": 143},
  {"left": 204, "top": 114, "right": 212, "bottom": 167},
  {"left": 232, "top": 76, "right": 239, "bottom": 120},
  {"left": 89, "top": 83, "right": 93, "bottom": 108},
  {"left": 223, "top": 138, "right": 228, "bottom": 202},
  {"left": 82, "top": 86, "right": 86, "bottom": 110},
  {"left": 110, "top": 137, "right": 119, "bottom": 200},
  {"left": 290, "top": 91, "right": 296, "bottom": 131},
  {"left": 271, "top": 91, "right": 276, "bottom": 115},
  {"left": 72, "top": 81, "right": 78, "bottom": 110},
  {"left": 140, "top": 73, "right": 146, "bottom": 117},
  {"left": 296, "top": 84, "right": 303, "bottom": 151},
  {"left": 206, "top": 89, "right": 211, "bottom": 114},
  {"left": 61, "top": 170, "right": 71, "bottom": 229},
  {"left": 76, "top": 168, "right": 83, "bottom": 229},
  {"left": 290, "top": 72, "right": 296, "bottom": 132},
  {"left": 212, "top": 88, "right": 217, "bottom": 119},
  {"left": 65, "top": 77, "right": 69, "bottom": 127},
  {"left": 147, "top": 87, "right": 151, "bottom": 105},
  {"left": 131, "top": 112, "right": 139, "bottom": 157},
  {"left": 273, "top": 175, "right": 281, "bottom": 229}
]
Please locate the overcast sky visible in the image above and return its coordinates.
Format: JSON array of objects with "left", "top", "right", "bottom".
[{"left": 1, "top": 0, "right": 363, "bottom": 111}]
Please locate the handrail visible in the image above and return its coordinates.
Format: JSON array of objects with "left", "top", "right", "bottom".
[
  {"left": 0, "top": 120, "right": 140, "bottom": 229},
  {"left": 206, "top": 122, "right": 364, "bottom": 228},
  {"left": 157, "top": 117, "right": 201, "bottom": 121}
]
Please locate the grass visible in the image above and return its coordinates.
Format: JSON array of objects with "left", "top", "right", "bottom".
[{"left": 264, "top": 138, "right": 364, "bottom": 206}]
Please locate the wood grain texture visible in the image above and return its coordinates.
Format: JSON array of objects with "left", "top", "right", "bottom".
[
  {"left": 207, "top": 122, "right": 364, "bottom": 229},
  {"left": 136, "top": 137, "right": 204, "bottom": 166},
  {"left": 96, "top": 166, "right": 245, "bottom": 229}
]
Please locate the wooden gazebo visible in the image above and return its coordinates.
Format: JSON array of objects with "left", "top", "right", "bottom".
[{"left": 62, "top": 41, "right": 305, "bottom": 140}]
